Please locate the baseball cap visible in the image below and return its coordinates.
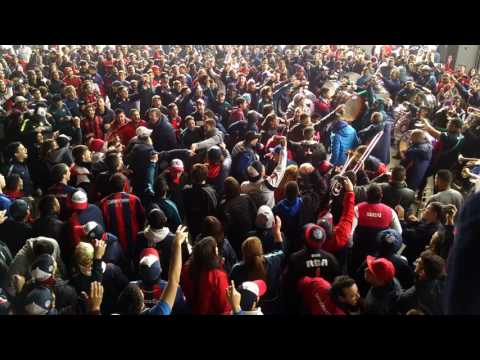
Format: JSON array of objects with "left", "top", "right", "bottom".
[
  {"left": 366, "top": 256, "right": 396, "bottom": 284},
  {"left": 238, "top": 280, "right": 267, "bottom": 311},
  {"left": 89, "top": 138, "right": 105, "bottom": 153},
  {"left": 136, "top": 126, "right": 153, "bottom": 138},
  {"left": 82, "top": 221, "right": 106, "bottom": 241},
  {"left": 269, "top": 144, "right": 283, "bottom": 155},
  {"left": 57, "top": 134, "right": 72, "bottom": 147},
  {"left": 304, "top": 223, "right": 327, "bottom": 250},
  {"left": 139, "top": 248, "right": 162, "bottom": 285},
  {"left": 246, "top": 160, "right": 263, "bottom": 182},
  {"left": 256, "top": 205, "right": 274, "bottom": 230},
  {"left": 170, "top": 158, "right": 184, "bottom": 173},
  {"left": 71, "top": 190, "right": 88, "bottom": 210},
  {"left": 10, "top": 199, "right": 29, "bottom": 221},
  {"left": 31, "top": 254, "right": 55, "bottom": 284},
  {"left": 377, "top": 229, "right": 402, "bottom": 254},
  {"left": 24, "top": 286, "right": 54, "bottom": 315}
]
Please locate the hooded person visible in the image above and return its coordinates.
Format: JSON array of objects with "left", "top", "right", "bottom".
[
  {"left": 8, "top": 236, "right": 67, "bottom": 282},
  {"left": 135, "top": 207, "right": 190, "bottom": 280},
  {"left": 17, "top": 253, "right": 78, "bottom": 315},
  {"left": 130, "top": 247, "right": 188, "bottom": 314},
  {"left": 237, "top": 280, "right": 267, "bottom": 315},
  {"left": 329, "top": 117, "right": 359, "bottom": 166}
]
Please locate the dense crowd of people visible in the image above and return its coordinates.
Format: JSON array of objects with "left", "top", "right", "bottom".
[{"left": 0, "top": 44, "right": 479, "bottom": 315}]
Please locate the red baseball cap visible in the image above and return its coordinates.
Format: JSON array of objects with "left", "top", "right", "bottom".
[{"left": 366, "top": 256, "right": 395, "bottom": 284}]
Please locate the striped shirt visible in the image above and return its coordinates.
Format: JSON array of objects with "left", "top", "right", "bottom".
[{"left": 100, "top": 192, "right": 145, "bottom": 255}]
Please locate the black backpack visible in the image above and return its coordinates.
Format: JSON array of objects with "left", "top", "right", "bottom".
[{"left": 0, "top": 240, "right": 12, "bottom": 289}]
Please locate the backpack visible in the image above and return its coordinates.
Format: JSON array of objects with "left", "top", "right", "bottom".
[
  {"left": 231, "top": 149, "right": 256, "bottom": 183},
  {"left": 0, "top": 240, "right": 12, "bottom": 289}
]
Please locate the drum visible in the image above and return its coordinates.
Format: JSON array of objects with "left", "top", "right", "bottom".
[
  {"left": 343, "top": 95, "right": 364, "bottom": 122},
  {"left": 394, "top": 113, "right": 412, "bottom": 143},
  {"left": 424, "top": 93, "right": 437, "bottom": 109},
  {"left": 398, "top": 129, "right": 435, "bottom": 153},
  {"left": 322, "top": 80, "right": 340, "bottom": 99},
  {"left": 343, "top": 72, "right": 361, "bottom": 84}
]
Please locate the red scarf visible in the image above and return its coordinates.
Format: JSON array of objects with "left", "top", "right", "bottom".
[{"left": 207, "top": 163, "right": 221, "bottom": 179}]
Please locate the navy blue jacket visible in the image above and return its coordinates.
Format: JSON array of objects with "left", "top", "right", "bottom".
[
  {"left": 150, "top": 115, "right": 178, "bottom": 152},
  {"left": 446, "top": 192, "right": 480, "bottom": 314}
]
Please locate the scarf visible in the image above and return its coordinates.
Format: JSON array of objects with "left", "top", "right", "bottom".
[
  {"left": 144, "top": 226, "right": 170, "bottom": 246},
  {"left": 207, "top": 163, "right": 221, "bottom": 179}
]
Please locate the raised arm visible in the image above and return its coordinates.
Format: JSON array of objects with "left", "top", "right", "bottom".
[
  {"left": 266, "top": 136, "right": 287, "bottom": 188},
  {"left": 420, "top": 117, "right": 441, "bottom": 140},
  {"left": 159, "top": 225, "right": 189, "bottom": 310}
]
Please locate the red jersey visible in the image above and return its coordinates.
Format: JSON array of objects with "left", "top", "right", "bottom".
[
  {"left": 298, "top": 277, "right": 346, "bottom": 315},
  {"left": 180, "top": 265, "right": 231, "bottom": 315}
]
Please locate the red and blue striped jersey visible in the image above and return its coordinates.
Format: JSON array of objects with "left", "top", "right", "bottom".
[{"left": 100, "top": 192, "right": 145, "bottom": 256}]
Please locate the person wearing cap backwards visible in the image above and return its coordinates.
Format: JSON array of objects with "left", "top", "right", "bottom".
[
  {"left": 226, "top": 279, "right": 268, "bottom": 315},
  {"left": 14, "top": 253, "right": 77, "bottom": 315},
  {"left": 116, "top": 225, "right": 188, "bottom": 315},
  {"left": 363, "top": 255, "right": 402, "bottom": 315},
  {"left": 130, "top": 247, "right": 188, "bottom": 314},
  {"left": 240, "top": 136, "right": 287, "bottom": 209},
  {"left": 148, "top": 107, "right": 178, "bottom": 152},
  {"left": 298, "top": 275, "right": 361, "bottom": 315}
]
